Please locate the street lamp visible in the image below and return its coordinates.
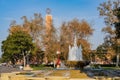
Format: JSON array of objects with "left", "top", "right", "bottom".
[
  {"left": 56, "top": 50, "right": 60, "bottom": 55},
  {"left": 56, "top": 50, "right": 61, "bottom": 60}
]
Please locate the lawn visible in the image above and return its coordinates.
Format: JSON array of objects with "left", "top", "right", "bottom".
[
  {"left": 70, "top": 70, "right": 89, "bottom": 78},
  {"left": 102, "top": 67, "right": 120, "bottom": 70},
  {"left": 31, "top": 64, "right": 89, "bottom": 78},
  {"left": 30, "top": 64, "right": 54, "bottom": 70},
  {"left": 49, "top": 70, "right": 89, "bottom": 78},
  {"left": 49, "top": 70, "right": 67, "bottom": 76}
]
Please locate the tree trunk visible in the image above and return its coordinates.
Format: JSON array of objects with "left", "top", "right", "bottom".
[
  {"left": 116, "top": 53, "right": 119, "bottom": 67},
  {"left": 23, "top": 52, "right": 26, "bottom": 67}
]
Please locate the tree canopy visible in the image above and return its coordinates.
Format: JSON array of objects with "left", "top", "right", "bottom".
[
  {"left": 98, "top": 0, "right": 120, "bottom": 39},
  {"left": 60, "top": 19, "right": 94, "bottom": 60},
  {"left": 1, "top": 12, "right": 94, "bottom": 63},
  {"left": 1, "top": 31, "right": 34, "bottom": 64},
  {"left": 98, "top": 0, "right": 120, "bottom": 63}
]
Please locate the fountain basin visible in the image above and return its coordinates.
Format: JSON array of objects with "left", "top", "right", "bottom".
[{"left": 66, "top": 61, "right": 90, "bottom": 69}]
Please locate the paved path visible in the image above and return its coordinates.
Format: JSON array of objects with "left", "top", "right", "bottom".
[{"left": 0, "top": 65, "right": 21, "bottom": 74}]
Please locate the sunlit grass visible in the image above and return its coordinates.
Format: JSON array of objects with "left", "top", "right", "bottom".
[
  {"left": 49, "top": 70, "right": 89, "bottom": 78},
  {"left": 32, "top": 65, "right": 120, "bottom": 78},
  {"left": 31, "top": 65, "right": 89, "bottom": 78},
  {"left": 49, "top": 70, "right": 68, "bottom": 76},
  {"left": 70, "top": 70, "right": 88, "bottom": 78}
]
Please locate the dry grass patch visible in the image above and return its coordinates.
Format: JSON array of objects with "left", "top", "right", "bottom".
[
  {"left": 49, "top": 70, "right": 68, "bottom": 76},
  {"left": 70, "top": 70, "right": 88, "bottom": 78},
  {"left": 49, "top": 70, "right": 89, "bottom": 78}
]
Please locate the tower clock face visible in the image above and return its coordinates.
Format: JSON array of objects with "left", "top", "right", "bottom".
[{"left": 46, "top": 8, "right": 51, "bottom": 14}]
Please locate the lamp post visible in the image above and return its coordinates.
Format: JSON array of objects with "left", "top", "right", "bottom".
[{"left": 56, "top": 50, "right": 61, "bottom": 58}]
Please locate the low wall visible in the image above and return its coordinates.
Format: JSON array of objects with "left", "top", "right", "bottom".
[
  {"left": 0, "top": 73, "right": 15, "bottom": 80},
  {"left": 1, "top": 72, "right": 120, "bottom": 80},
  {"left": 10, "top": 75, "right": 27, "bottom": 80},
  {"left": 27, "top": 77, "right": 45, "bottom": 80},
  {"left": 45, "top": 76, "right": 69, "bottom": 80}
]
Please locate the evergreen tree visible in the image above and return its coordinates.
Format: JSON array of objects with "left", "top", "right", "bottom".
[{"left": 1, "top": 31, "right": 34, "bottom": 64}]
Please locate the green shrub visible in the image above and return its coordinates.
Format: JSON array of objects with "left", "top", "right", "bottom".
[
  {"left": 98, "top": 64, "right": 117, "bottom": 67},
  {"left": 66, "top": 61, "right": 86, "bottom": 69}
]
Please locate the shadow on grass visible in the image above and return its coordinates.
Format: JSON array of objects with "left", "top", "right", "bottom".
[
  {"left": 30, "top": 64, "right": 54, "bottom": 70},
  {"left": 83, "top": 66, "right": 120, "bottom": 78}
]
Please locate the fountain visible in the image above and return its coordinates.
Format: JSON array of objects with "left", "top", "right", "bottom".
[
  {"left": 68, "top": 36, "right": 83, "bottom": 61},
  {"left": 67, "top": 36, "right": 89, "bottom": 69}
]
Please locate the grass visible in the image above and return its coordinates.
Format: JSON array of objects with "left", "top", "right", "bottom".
[
  {"left": 102, "top": 67, "right": 120, "bottom": 70},
  {"left": 49, "top": 70, "right": 89, "bottom": 78},
  {"left": 49, "top": 70, "right": 68, "bottom": 76},
  {"left": 31, "top": 64, "right": 90, "bottom": 78},
  {"left": 34, "top": 68, "right": 89, "bottom": 78},
  {"left": 91, "top": 64, "right": 120, "bottom": 70},
  {"left": 70, "top": 70, "right": 89, "bottom": 78},
  {"left": 31, "top": 64, "right": 120, "bottom": 78},
  {"left": 30, "top": 64, "right": 54, "bottom": 70}
]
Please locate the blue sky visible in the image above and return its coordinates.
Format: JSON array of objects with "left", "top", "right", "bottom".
[{"left": 0, "top": 0, "right": 107, "bottom": 56}]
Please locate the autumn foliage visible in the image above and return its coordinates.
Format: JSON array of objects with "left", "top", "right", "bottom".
[{"left": 8, "top": 13, "right": 94, "bottom": 63}]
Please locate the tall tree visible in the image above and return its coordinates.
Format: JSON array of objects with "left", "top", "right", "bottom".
[
  {"left": 1, "top": 31, "right": 34, "bottom": 65},
  {"left": 98, "top": 0, "right": 120, "bottom": 39},
  {"left": 60, "top": 19, "right": 94, "bottom": 60},
  {"left": 9, "top": 13, "right": 45, "bottom": 63},
  {"left": 9, "top": 13, "right": 58, "bottom": 63},
  {"left": 21, "top": 13, "right": 44, "bottom": 47},
  {"left": 98, "top": 0, "right": 120, "bottom": 66},
  {"left": 42, "top": 22, "right": 58, "bottom": 62},
  {"left": 10, "top": 13, "right": 44, "bottom": 48}
]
